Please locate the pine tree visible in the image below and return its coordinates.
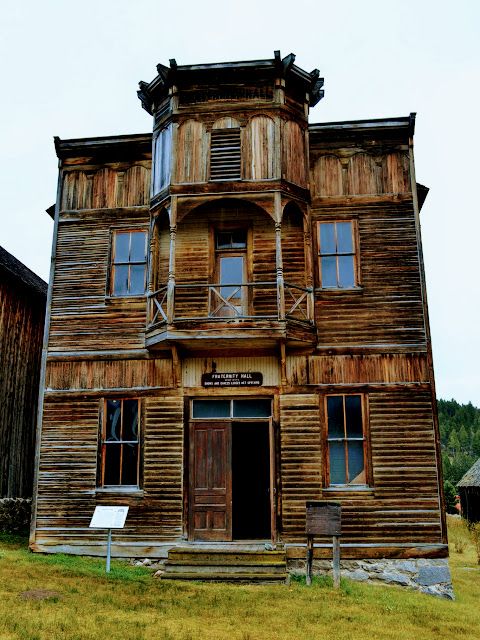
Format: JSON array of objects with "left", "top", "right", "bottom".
[
  {"left": 442, "top": 452, "right": 452, "bottom": 483},
  {"left": 472, "top": 430, "right": 480, "bottom": 458},
  {"left": 458, "top": 425, "right": 470, "bottom": 451},
  {"left": 444, "top": 480, "right": 457, "bottom": 514},
  {"left": 448, "top": 429, "right": 460, "bottom": 455}
]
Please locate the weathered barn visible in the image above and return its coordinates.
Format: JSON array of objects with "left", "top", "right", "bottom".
[
  {"left": 0, "top": 246, "right": 47, "bottom": 499},
  {"left": 458, "top": 458, "right": 480, "bottom": 523},
  {"left": 30, "top": 53, "right": 451, "bottom": 593}
]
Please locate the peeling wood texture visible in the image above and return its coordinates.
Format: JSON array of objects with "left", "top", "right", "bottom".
[{"left": 31, "top": 55, "right": 445, "bottom": 559}]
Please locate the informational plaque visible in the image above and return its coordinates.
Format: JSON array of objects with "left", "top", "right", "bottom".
[
  {"left": 89, "top": 506, "right": 129, "bottom": 529},
  {"left": 305, "top": 500, "right": 342, "bottom": 588},
  {"left": 201, "top": 372, "right": 263, "bottom": 387},
  {"left": 306, "top": 501, "right": 341, "bottom": 536}
]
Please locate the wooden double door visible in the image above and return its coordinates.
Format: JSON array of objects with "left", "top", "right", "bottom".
[{"left": 189, "top": 419, "right": 274, "bottom": 541}]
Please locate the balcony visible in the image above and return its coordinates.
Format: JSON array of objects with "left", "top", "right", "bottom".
[{"left": 145, "top": 281, "right": 316, "bottom": 351}]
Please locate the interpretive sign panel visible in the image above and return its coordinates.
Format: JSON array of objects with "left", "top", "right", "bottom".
[
  {"left": 202, "top": 372, "right": 263, "bottom": 387},
  {"left": 306, "top": 501, "right": 341, "bottom": 536},
  {"left": 89, "top": 506, "right": 129, "bottom": 529}
]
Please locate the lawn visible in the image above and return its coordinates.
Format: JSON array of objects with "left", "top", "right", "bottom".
[{"left": 0, "top": 517, "right": 479, "bottom": 640}]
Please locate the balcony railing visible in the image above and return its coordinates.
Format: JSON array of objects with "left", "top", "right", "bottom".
[{"left": 147, "top": 281, "right": 314, "bottom": 328}]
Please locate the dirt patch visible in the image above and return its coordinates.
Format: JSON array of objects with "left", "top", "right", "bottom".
[{"left": 20, "top": 589, "right": 61, "bottom": 601}]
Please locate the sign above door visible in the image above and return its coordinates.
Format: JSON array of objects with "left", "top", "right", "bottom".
[{"left": 201, "top": 372, "right": 263, "bottom": 387}]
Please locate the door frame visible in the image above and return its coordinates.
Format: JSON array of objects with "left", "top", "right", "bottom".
[{"left": 186, "top": 397, "right": 277, "bottom": 543}]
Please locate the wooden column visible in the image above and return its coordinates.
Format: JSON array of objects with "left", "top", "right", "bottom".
[
  {"left": 303, "top": 214, "right": 314, "bottom": 323},
  {"left": 166, "top": 198, "right": 177, "bottom": 327},
  {"left": 274, "top": 193, "right": 285, "bottom": 320}
]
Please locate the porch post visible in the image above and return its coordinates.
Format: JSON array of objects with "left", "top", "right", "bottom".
[
  {"left": 303, "top": 214, "right": 315, "bottom": 323},
  {"left": 274, "top": 193, "right": 285, "bottom": 321},
  {"left": 167, "top": 197, "right": 177, "bottom": 327}
]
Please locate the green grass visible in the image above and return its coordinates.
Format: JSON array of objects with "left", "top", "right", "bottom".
[{"left": 0, "top": 518, "right": 479, "bottom": 640}]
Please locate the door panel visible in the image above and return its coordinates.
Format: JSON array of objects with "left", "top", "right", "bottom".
[{"left": 189, "top": 421, "right": 232, "bottom": 541}]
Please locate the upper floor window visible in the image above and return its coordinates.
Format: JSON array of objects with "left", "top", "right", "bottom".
[
  {"left": 210, "top": 128, "right": 241, "bottom": 181},
  {"left": 111, "top": 230, "right": 147, "bottom": 296},
  {"left": 325, "top": 394, "right": 369, "bottom": 487},
  {"left": 318, "top": 221, "right": 357, "bottom": 288},
  {"left": 100, "top": 399, "right": 140, "bottom": 487}
]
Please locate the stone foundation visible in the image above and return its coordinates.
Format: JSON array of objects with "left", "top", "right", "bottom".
[
  {"left": 0, "top": 498, "right": 32, "bottom": 533},
  {"left": 287, "top": 557, "right": 454, "bottom": 599}
]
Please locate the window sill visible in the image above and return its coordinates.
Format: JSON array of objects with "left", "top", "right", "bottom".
[
  {"left": 323, "top": 486, "right": 374, "bottom": 495},
  {"left": 96, "top": 487, "right": 144, "bottom": 497},
  {"left": 315, "top": 286, "right": 364, "bottom": 295}
]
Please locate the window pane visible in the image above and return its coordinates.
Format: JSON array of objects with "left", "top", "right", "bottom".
[
  {"left": 123, "top": 400, "right": 139, "bottom": 441},
  {"left": 345, "top": 396, "right": 363, "bottom": 437},
  {"left": 338, "top": 255, "right": 355, "bottom": 288},
  {"left": 321, "top": 256, "right": 337, "bottom": 288},
  {"left": 329, "top": 441, "right": 347, "bottom": 484},
  {"left": 336, "top": 222, "right": 353, "bottom": 253},
  {"left": 231, "top": 229, "right": 247, "bottom": 248},
  {"left": 104, "top": 444, "right": 121, "bottom": 485},
  {"left": 320, "top": 223, "right": 335, "bottom": 254},
  {"left": 233, "top": 399, "right": 271, "bottom": 418},
  {"left": 130, "top": 232, "right": 146, "bottom": 262},
  {"left": 129, "top": 264, "right": 146, "bottom": 295},
  {"left": 105, "top": 400, "right": 122, "bottom": 442},
  {"left": 220, "top": 256, "right": 243, "bottom": 299},
  {"left": 216, "top": 232, "right": 232, "bottom": 249},
  {"left": 327, "top": 396, "right": 344, "bottom": 438},
  {"left": 347, "top": 440, "right": 365, "bottom": 484},
  {"left": 192, "top": 400, "right": 230, "bottom": 418},
  {"left": 121, "top": 444, "right": 138, "bottom": 485},
  {"left": 115, "top": 233, "right": 130, "bottom": 263},
  {"left": 113, "top": 265, "right": 129, "bottom": 295}
]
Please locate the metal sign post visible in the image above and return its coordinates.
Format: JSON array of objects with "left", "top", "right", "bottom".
[
  {"left": 305, "top": 501, "right": 341, "bottom": 588},
  {"left": 89, "top": 506, "right": 129, "bottom": 573}
]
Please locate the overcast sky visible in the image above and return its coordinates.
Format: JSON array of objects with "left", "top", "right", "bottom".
[{"left": 1, "top": 0, "right": 478, "bottom": 405}]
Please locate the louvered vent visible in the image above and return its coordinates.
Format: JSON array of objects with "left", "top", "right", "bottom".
[{"left": 210, "top": 128, "right": 241, "bottom": 181}]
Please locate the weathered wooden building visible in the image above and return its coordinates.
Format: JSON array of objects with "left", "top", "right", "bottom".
[
  {"left": 30, "top": 52, "right": 450, "bottom": 591},
  {"left": 1, "top": 246, "right": 47, "bottom": 498},
  {"left": 458, "top": 458, "right": 480, "bottom": 523}
]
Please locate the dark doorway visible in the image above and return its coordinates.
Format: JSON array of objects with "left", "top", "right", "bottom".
[{"left": 232, "top": 422, "right": 271, "bottom": 539}]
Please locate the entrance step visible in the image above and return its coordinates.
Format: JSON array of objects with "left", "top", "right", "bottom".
[{"left": 160, "top": 548, "right": 287, "bottom": 582}]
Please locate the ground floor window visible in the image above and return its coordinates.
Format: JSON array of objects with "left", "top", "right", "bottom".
[
  {"left": 100, "top": 398, "right": 140, "bottom": 487},
  {"left": 324, "top": 394, "right": 369, "bottom": 486}
]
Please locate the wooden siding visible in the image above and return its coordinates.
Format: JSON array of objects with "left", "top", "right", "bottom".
[
  {"left": 283, "top": 121, "right": 307, "bottom": 187},
  {"left": 33, "top": 395, "right": 184, "bottom": 554},
  {"left": 286, "top": 354, "right": 429, "bottom": 386},
  {"left": 243, "top": 115, "right": 276, "bottom": 180},
  {"left": 62, "top": 164, "right": 150, "bottom": 210},
  {"left": 175, "top": 120, "right": 207, "bottom": 183},
  {"left": 278, "top": 388, "right": 442, "bottom": 546},
  {"left": 0, "top": 275, "right": 45, "bottom": 497},
  {"left": 46, "top": 358, "right": 173, "bottom": 391},
  {"left": 282, "top": 206, "right": 305, "bottom": 285},
  {"left": 313, "top": 203, "right": 426, "bottom": 348},
  {"left": 311, "top": 151, "right": 410, "bottom": 198},
  {"left": 279, "top": 394, "right": 322, "bottom": 540},
  {"left": 48, "top": 211, "right": 149, "bottom": 352}
]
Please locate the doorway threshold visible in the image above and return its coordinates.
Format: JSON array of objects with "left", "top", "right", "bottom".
[{"left": 177, "top": 540, "right": 279, "bottom": 552}]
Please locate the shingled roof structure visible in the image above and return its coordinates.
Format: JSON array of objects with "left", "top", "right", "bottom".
[{"left": 0, "top": 246, "right": 47, "bottom": 297}]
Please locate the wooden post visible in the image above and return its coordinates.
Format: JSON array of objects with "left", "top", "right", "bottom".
[
  {"left": 332, "top": 535, "right": 340, "bottom": 589},
  {"left": 275, "top": 225, "right": 285, "bottom": 320},
  {"left": 306, "top": 534, "right": 313, "bottom": 586},
  {"left": 166, "top": 198, "right": 177, "bottom": 327},
  {"left": 305, "top": 501, "right": 341, "bottom": 588}
]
